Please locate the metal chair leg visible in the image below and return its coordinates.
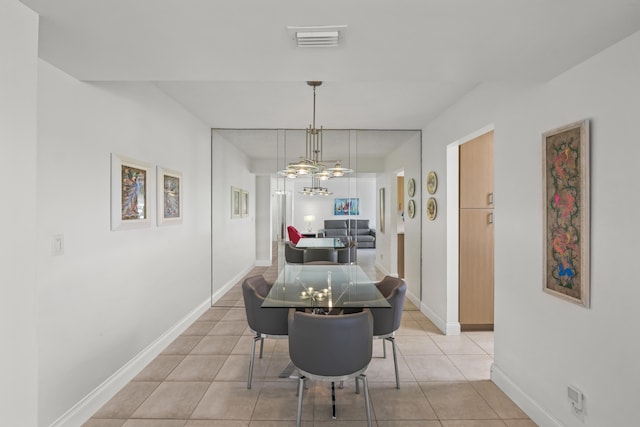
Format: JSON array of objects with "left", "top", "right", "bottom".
[
  {"left": 259, "top": 336, "right": 265, "bottom": 358},
  {"left": 382, "top": 338, "right": 387, "bottom": 358},
  {"left": 361, "top": 374, "right": 372, "bottom": 427},
  {"left": 389, "top": 336, "right": 400, "bottom": 389},
  {"left": 248, "top": 335, "right": 259, "bottom": 389},
  {"left": 296, "top": 376, "right": 305, "bottom": 427}
]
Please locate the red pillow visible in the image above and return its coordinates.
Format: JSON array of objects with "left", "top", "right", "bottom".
[{"left": 287, "top": 226, "right": 303, "bottom": 244}]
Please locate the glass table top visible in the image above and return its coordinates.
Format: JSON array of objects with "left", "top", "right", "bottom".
[
  {"left": 295, "top": 237, "right": 346, "bottom": 248},
  {"left": 262, "top": 264, "right": 390, "bottom": 309}
]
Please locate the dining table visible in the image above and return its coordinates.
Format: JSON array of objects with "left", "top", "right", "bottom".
[
  {"left": 262, "top": 263, "right": 390, "bottom": 310},
  {"left": 294, "top": 237, "right": 345, "bottom": 249}
]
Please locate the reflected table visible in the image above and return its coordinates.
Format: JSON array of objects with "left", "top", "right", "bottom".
[
  {"left": 295, "top": 237, "right": 345, "bottom": 249},
  {"left": 262, "top": 264, "right": 390, "bottom": 310}
]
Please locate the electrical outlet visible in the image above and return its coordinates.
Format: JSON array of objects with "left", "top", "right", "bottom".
[
  {"left": 52, "top": 234, "right": 64, "bottom": 256},
  {"left": 568, "top": 385, "right": 584, "bottom": 418}
]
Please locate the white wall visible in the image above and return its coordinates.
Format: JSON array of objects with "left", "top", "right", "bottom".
[
  {"left": 422, "top": 30, "right": 640, "bottom": 426},
  {"left": 289, "top": 175, "right": 377, "bottom": 234},
  {"left": 0, "top": 1, "right": 39, "bottom": 425},
  {"left": 255, "top": 175, "right": 272, "bottom": 265},
  {"left": 375, "top": 133, "right": 422, "bottom": 301},
  {"left": 211, "top": 130, "right": 256, "bottom": 292},
  {"left": 37, "top": 61, "right": 212, "bottom": 425}
]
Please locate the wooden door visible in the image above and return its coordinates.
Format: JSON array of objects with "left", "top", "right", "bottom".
[
  {"left": 459, "top": 130, "right": 494, "bottom": 329},
  {"left": 460, "top": 131, "right": 494, "bottom": 209},
  {"left": 459, "top": 209, "right": 494, "bottom": 326}
]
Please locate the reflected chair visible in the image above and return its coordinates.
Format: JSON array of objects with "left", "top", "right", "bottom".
[
  {"left": 303, "top": 248, "right": 338, "bottom": 264},
  {"left": 371, "top": 276, "right": 407, "bottom": 388},
  {"left": 288, "top": 309, "right": 373, "bottom": 427},
  {"left": 242, "top": 275, "right": 289, "bottom": 389},
  {"left": 337, "top": 240, "right": 357, "bottom": 264},
  {"left": 287, "top": 225, "right": 303, "bottom": 244},
  {"left": 285, "top": 241, "right": 305, "bottom": 263}
]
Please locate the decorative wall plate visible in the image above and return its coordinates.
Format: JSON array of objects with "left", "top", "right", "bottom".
[
  {"left": 426, "top": 171, "right": 438, "bottom": 194},
  {"left": 407, "top": 178, "right": 416, "bottom": 197},
  {"left": 407, "top": 199, "right": 416, "bottom": 218},
  {"left": 426, "top": 197, "right": 437, "bottom": 221}
]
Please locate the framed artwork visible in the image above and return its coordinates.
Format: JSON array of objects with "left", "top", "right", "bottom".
[
  {"left": 426, "top": 197, "right": 437, "bottom": 221},
  {"left": 407, "top": 178, "right": 416, "bottom": 197},
  {"left": 407, "top": 199, "right": 416, "bottom": 218},
  {"left": 241, "top": 190, "right": 249, "bottom": 217},
  {"left": 231, "top": 187, "right": 241, "bottom": 218},
  {"left": 427, "top": 171, "right": 438, "bottom": 194},
  {"left": 111, "top": 153, "right": 153, "bottom": 231},
  {"left": 542, "top": 119, "right": 590, "bottom": 307},
  {"left": 379, "top": 188, "right": 385, "bottom": 233},
  {"left": 334, "top": 198, "right": 360, "bottom": 215},
  {"left": 157, "top": 166, "right": 182, "bottom": 226}
]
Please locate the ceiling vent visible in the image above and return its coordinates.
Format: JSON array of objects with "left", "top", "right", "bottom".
[{"left": 287, "top": 25, "right": 347, "bottom": 47}]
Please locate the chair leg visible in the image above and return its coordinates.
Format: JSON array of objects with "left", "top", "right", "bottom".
[
  {"left": 389, "top": 336, "right": 400, "bottom": 389},
  {"left": 382, "top": 338, "right": 387, "bottom": 358},
  {"left": 331, "top": 381, "right": 337, "bottom": 419},
  {"left": 361, "top": 374, "right": 372, "bottom": 427},
  {"left": 248, "top": 335, "right": 259, "bottom": 389},
  {"left": 355, "top": 376, "right": 360, "bottom": 394},
  {"left": 296, "top": 376, "right": 305, "bottom": 427},
  {"left": 259, "top": 336, "right": 265, "bottom": 359}
]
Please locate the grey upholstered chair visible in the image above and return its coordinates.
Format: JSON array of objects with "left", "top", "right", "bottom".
[
  {"left": 303, "top": 247, "right": 338, "bottom": 264},
  {"left": 285, "top": 241, "right": 305, "bottom": 263},
  {"left": 242, "top": 275, "right": 288, "bottom": 389},
  {"left": 288, "top": 309, "right": 373, "bottom": 427},
  {"left": 337, "top": 241, "right": 357, "bottom": 264},
  {"left": 371, "top": 276, "right": 407, "bottom": 388}
]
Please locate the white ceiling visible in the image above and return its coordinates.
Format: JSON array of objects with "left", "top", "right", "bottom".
[{"left": 21, "top": 0, "right": 640, "bottom": 136}]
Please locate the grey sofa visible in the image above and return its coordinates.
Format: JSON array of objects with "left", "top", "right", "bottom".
[{"left": 318, "top": 219, "right": 376, "bottom": 248}]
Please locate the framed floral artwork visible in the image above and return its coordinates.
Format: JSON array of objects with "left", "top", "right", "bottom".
[
  {"left": 157, "top": 166, "right": 182, "bottom": 226},
  {"left": 542, "top": 119, "right": 590, "bottom": 307},
  {"left": 111, "top": 153, "right": 154, "bottom": 231}
]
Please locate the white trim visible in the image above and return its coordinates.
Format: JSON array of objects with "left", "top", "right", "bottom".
[
  {"left": 491, "top": 364, "right": 564, "bottom": 427},
  {"left": 375, "top": 261, "right": 392, "bottom": 278},
  {"left": 420, "top": 301, "right": 461, "bottom": 335},
  {"left": 50, "top": 296, "right": 212, "bottom": 427},
  {"left": 211, "top": 263, "right": 255, "bottom": 304}
]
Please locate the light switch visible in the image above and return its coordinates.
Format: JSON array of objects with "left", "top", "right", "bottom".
[{"left": 52, "top": 234, "right": 64, "bottom": 255}]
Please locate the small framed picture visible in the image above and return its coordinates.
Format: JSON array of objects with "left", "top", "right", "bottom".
[
  {"left": 231, "top": 187, "right": 241, "bottom": 218},
  {"left": 241, "top": 190, "right": 249, "bottom": 217},
  {"left": 157, "top": 166, "right": 182, "bottom": 226},
  {"left": 111, "top": 153, "right": 154, "bottom": 231}
]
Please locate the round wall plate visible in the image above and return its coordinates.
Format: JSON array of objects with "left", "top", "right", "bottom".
[
  {"left": 426, "top": 171, "right": 438, "bottom": 194},
  {"left": 408, "top": 199, "right": 416, "bottom": 218},
  {"left": 407, "top": 178, "right": 416, "bottom": 197},
  {"left": 426, "top": 197, "right": 437, "bottom": 221}
]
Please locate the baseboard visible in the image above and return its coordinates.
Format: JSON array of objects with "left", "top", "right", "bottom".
[
  {"left": 491, "top": 364, "right": 563, "bottom": 427},
  {"left": 375, "top": 261, "right": 392, "bottom": 277},
  {"left": 50, "top": 296, "right": 212, "bottom": 427},
  {"left": 405, "top": 289, "right": 420, "bottom": 311},
  {"left": 420, "top": 302, "right": 461, "bottom": 335}
]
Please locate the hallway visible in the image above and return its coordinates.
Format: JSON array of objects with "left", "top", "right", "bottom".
[{"left": 84, "top": 258, "right": 535, "bottom": 426}]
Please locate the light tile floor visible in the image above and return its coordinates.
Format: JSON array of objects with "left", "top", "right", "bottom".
[{"left": 84, "top": 252, "right": 537, "bottom": 427}]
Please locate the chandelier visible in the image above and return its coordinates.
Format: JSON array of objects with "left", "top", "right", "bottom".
[{"left": 278, "top": 81, "right": 353, "bottom": 195}]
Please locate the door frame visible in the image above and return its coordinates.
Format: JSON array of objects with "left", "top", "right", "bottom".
[{"left": 445, "top": 123, "right": 494, "bottom": 335}]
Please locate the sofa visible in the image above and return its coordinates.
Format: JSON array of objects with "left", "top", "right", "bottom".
[{"left": 318, "top": 219, "right": 376, "bottom": 248}]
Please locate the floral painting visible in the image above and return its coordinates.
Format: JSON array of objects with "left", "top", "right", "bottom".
[
  {"left": 163, "top": 174, "right": 180, "bottom": 218},
  {"left": 334, "top": 198, "right": 359, "bottom": 215},
  {"left": 543, "top": 120, "right": 590, "bottom": 307},
  {"left": 121, "top": 164, "right": 147, "bottom": 220}
]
